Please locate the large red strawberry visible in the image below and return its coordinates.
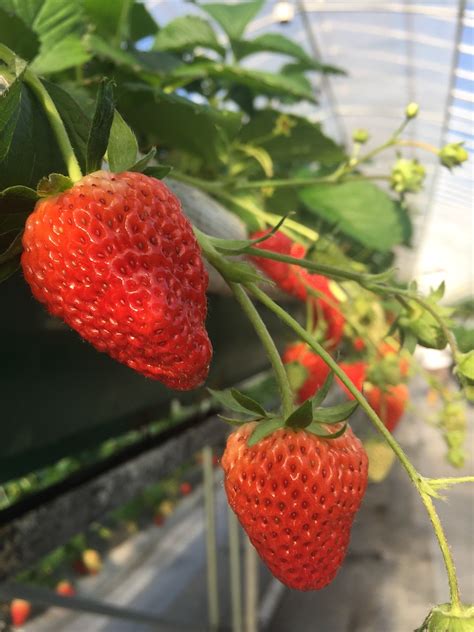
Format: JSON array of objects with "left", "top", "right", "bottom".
[
  {"left": 10, "top": 599, "right": 31, "bottom": 626},
  {"left": 366, "top": 383, "right": 409, "bottom": 432},
  {"left": 283, "top": 342, "right": 330, "bottom": 403},
  {"left": 336, "top": 361, "right": 367, "bottom": 399},
  {"left": 21, "top": 171, "right": 212, "bottom": 390},
  {"left": 222, "top": 423, "right": 368, "bottom": 590}
]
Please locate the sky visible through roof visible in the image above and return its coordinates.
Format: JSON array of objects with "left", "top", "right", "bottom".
[{"left": 145, "top": 0, "right": 473, "bottom": 302}]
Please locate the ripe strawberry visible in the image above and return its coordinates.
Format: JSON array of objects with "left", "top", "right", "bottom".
[
  {"left": 336, "top": 362, "right": 367, "bottom": 400},
  {"left": 250, "top": 231, "right": 344, "bottom": 349},
  {"left": 56, "top": 580, "right": 75, "bottom": 596},
  {"left": 73, "top": 548, "right": 102, "bottom": 575},
  {"left": 222, "top": 423, "right": 368, "bottom": 590},
  {"left": 366, "top": 383, "right": 409, "bottom": 432},
  {"left": 283, "top": 342, "right": 330, "bottom": 404},
  {"left": 21, "top": 171, "right": 212, "bottom": 390},
  {"left": 353, "top": 337, "right": 366, "bottom": 352},
  {"left": 10, "top": 599, "right": 31, "bottom": 627},
  {"left": 180, "top": 481, "right": 192, "bottom": 495}
]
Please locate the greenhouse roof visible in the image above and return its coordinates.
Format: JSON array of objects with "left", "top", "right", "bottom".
[{"left": 146, "top": 0, "right": 473, "bottom": 301}]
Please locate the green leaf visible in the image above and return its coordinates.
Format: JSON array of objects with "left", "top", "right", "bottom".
[
  {"left": 248, "top": 417, "right": 284, "bottom": 446},
  {"left": 153, "top": 16, "right": 224, "bottom": 55},
  {"left": 169, "top": 62, "right": 316, "bottom": 103},
  {"left": 306, "top": 422, "right": 347, "bottom": 439},
  {"left": 43, "top": 80, "right": 90, "bottom": 173},
  {"left": 0, "top": 229, "right": 22, "bottom": 263},
  {"left": 282, "top": 59, "right": 346, "bottom": 76},
  {"left": 143, "top": 165, "right": 172, "bottom": 180},
  {"left": 402, "top": 329, "right": 417, "bottom": 355},
  {"left": 299, "top": 181, "right": 406, "bottom": 251},
  {"left": 37, "top": 173, "right": 73, "bottom": 197},
  {"left": 107, "top": 110, "right": 138, "bottom": 173},
  {"left": 32, "top": 0, "right": 84, "bottom": 46},
  {"left": 218, "top": 415, "right": 251, "bottom": 427},
  {"left": 207, "top": 388, "right": 255, "bottom": 415},
  {"left": 230, "top": 389, "right": 267, "bottom": 417},
  {"left": 311, "top": 371, "right": 334, "bottom": 408},
  {"left": 0, "top": 7, "right": 40, "bottom": 60},
  {"left": 129, "top": 2, "right": 158, "bottom": 42},
  {"left": 117, "top": 83, "right": 241, "bottom": 167},
  {"left": 30, "top": 35, "right": 91, "bottom": 74},
  {"left": 201, "top": 0, "right": 264, "bottom": 41},
  {"left": 83, "top": 0, "right": 131, "bottom": 41},
  {"left": 237, "top": 143, "right": 273, "bottom": 177},
  {"left": 129, "top": 147, "right": 156, "bottom": 172},
  {"left": 285, "top": 399, "right": 313, "bottom": 428},
  {"left": 313, "top": 400, "right": 358, "bottom": 423},
  {"left": 0, "top": 1, "right": 44, "bottom": 27},
  {"left": 456, "top": 351, "right": 474, "bottom": 382},
  {"left": 0, "top": 43, "right": 27, "bottom": 161},
  {"left": 235, "top": 33, "right": 311, "bottom": 63},
  {"left": 86, "top": 80, "right": 115, "bottom": 173},
  {"left": 0, "top": 212, "right": 29, "bottom": 235},
  {"left": 239, "top": 110, "right": 344, "bottom": 166},
  {"left": 86, "top": 34, "right": 142, "bottom": 71},
  {"left": 0, "top": 253, "right": 20, "bottom": 282}
]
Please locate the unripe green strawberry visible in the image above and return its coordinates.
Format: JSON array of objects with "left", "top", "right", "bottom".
[
  {"left": 222, "top": 423, "right": 368, "bottom": 591},
  {"left": 21, "top": 171, "right": 212, "bottom": 390},
  {"left": 416, "top": 603, "right": 474, "bottom": 632}
]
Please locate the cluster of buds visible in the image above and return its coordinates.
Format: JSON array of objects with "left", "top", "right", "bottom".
[
  {"left": 441, "top": 399, "right": 467, "bottom": 467},
  {"left": 273, "top": 114, "right": 296, "bottom": 137},
  {"left": 439, "top": 142, "right": 469, "bottom": 169},
  {"left": 391, "top": 158, "right": 426, "bottom": 193}
]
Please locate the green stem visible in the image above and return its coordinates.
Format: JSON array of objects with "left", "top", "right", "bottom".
[
  {"left": 246, "top": 282, "right": 462, "bottom": 610},
  {"left": 24, "top": 70, "right": 83, "bottom": 183},
  {"left": 429, "top": 476, "right": 474, "bottom": 488},
  {"left": 395, "top": 139, "right": 440, "bottom": 155}
]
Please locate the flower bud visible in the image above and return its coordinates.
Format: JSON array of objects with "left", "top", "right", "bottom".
[
  {"left": 390, "top": 158, "right": 426, "bottom": 193},
  {"left": 352, "top": 128, "right": 370, "bottom": 144},
  {"left": 439, "top": 142, "right": 469, "bottom": 169},
  {"left": 405, "top": 102, "right": 419, "bottom": 119}
]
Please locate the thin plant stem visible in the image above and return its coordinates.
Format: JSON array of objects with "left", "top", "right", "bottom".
[{"left": 24, "top": 70, "right": 83, "bottom": 183}]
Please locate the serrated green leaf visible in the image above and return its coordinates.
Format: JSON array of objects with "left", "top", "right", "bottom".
[
  {"left": 144, "top": 165, "right": 172, "bottom": 180},
  {"left": 248, "top": 417, "right": 284, "bottom": 446},
  {"left": 218, "top": 415, "right": 253, "bottom": 426},
  {"left": 85, "top": 34, "right": 142, "bottom": 71},
  {"left": 86, "top": 80, "right": 115, "bottom": 173},
  {"left": 207, "top": 388, "right": 255, "bottom": 415},
  {"left": 299, "top": 181, "right": 405, "bottom": 252},
  {"left": 0, "top": 7, "right": 39, "bottom": 60},
  {"left": 31, "top": 35, "right": 91, "bottom": 74},
  {"left": 201, "top": 0, "right": 264, "bottom": 41},
  {"left": 230, "top": 389, "right": 267, "bottom": 417},
  {"left": 107, "top": 110, "right": 138, "bottom": 173},
  {"left": 313, "top": 400, "right": 358, "bottom": 423},
  {"left": 306, "top": 422, "right": 347, "bottom": 439},
  {"left": 83, "top": 0, "right": 131, "bottom": 41},
  {"left": 234, "top": 33, "right": 311, "bottom": 63},
  {"left": 0, "top": 43, "right": 27, "bottom": 161},
  {"left": 285, "top": 399, "right": 313, "bottom": 428},
  {"left": 311, "top": 371, "right": 334, "bottom": 408},
  {"left": 456, "top": 351, "right": 474, "bottom": 382},
  {"left": 154, "top": 15, "right": 224, "bottom": 55}
]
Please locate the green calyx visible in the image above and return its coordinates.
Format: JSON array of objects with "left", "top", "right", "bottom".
[
  {"left": 438, "top": 143, "right": 469, "bottom": 170},
  {"left": 416, "top": 603, "right": 474, "bottom": 632},
  {"left": 210, "top": 371, "right": 358, "bottom": 446}
]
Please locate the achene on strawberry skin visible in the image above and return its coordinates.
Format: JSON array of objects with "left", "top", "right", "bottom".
[
  {"left": 21, "top": 171, "right": 212, "bottom": 390},
  {"left": 222, "top": 422, "right": 368, "bottom": 591}
]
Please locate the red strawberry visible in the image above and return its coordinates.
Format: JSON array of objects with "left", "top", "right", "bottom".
[
  {"left": 353, "top": 337, "right": 366, "bottom": 352},
  {"left": 179, "top": 481, "right": 192, "bottom": 495},
  {"left": 366, "top": 383, "right": 409, "bottom": 432},
  {"left": 222, "top": 423, "right": 368, "bottom": 590},
  {"left": 10, "top": 599, "right": 31, "bottom": 626},
  {"left": 251, "top": 231, "right": 344, "bottom": 349},
  {"left": 378, "top": 341, "right": 410, "bottom": 378},
  {"left": 21, "top": 171, "right": 212, "bottom": 390},
  {"left": 283, "top": 342, "right": 330, "bottom": 404},
  {"left": 73, "top": 549, "right": 102, "bottom": 575},
  {"left": 56, "top": 580, "right": 75, "bottom": 596},
  {"left": 336, "top": 362, "right": 367, "bottom": 399}
]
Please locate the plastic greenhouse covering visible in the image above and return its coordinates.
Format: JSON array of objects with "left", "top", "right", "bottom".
[{"left": 146, "top": 0, "right": 473, "bottom": 302}]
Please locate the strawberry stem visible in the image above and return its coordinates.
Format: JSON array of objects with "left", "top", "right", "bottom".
[
  {"left": 246, "top": 282, "right": 463, "bottom": 611},
  {"left": 24, "top": 70, "right": 83, "bottom": 183}
]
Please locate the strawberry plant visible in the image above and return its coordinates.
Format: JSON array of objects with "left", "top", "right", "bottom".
[{"left": 1, "top": 1, "right": 473, "bottom": 629}]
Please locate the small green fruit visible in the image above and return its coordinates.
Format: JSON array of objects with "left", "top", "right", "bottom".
[{"left": 416, "top": 603, "right": 474, "bottom": 631}]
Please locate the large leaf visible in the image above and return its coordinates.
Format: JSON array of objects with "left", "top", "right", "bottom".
[
  {"left": 299, "top": 181, "right": 406, "bottom": 251},
  {"left": 86, "top": 34, "right": 142, "bottom": 71},
  {"left": 83, "top": 0, "right": 131, "bottom": 41},
  {"left": 168, "top": 62, "right": 316, "bottom": 103},
  {"left": 0, "top": 0, "right": 44, "bottom": 26},
  {"left": 201, "top": 0, "right": 264, "bottom": 41},
  {"left": 153, "top": 16, "right": 224, "bottom": 55},
  {"left": 117, "top": 83, "right": 241, "bottom": 166},
  {"left": 234, "top": 33, "right": 311, "bottom": 63},
  {"left": 30, "top": 35, "right": 91, "bottom": 74},
  {"left": 129, "top": 2, "right": 158, "bottom": 42},
  {"left": 0, "top": 43, "right": 27, "bottom": 160},
  {"left": 86, "top": 80, "right": 115, "bottom": 173},
  {"left": 239, "top": 109, "right": 344, "bottom": 166},
  {"left": 0, "top": 7, "right": 40, "bottom": 60}
]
